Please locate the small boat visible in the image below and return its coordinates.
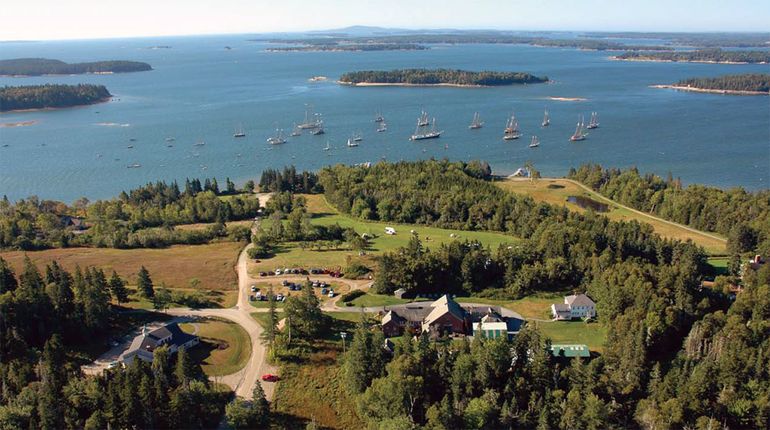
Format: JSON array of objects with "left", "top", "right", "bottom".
[
  {"left": 347, "top": 138, "right": 359, "bottom": 147},
  {"left": 129, "top": 138, "right": 137, "bottom": 142},
  {"left": 468, "top": 112, "right": 483, "bottom": 129},
  {"left": 194, "top": 141, "right": 205, "bottom": 146},
  {"left": 311, "top": 126, "right": 325, "bottom": 135},
  {"left": 352, "top": 132, "right": 363, "bottom": 142},
  {"left": 290, "top": 123, "right": 301, "bottom": 137},
  {"left": 324, "top": 141, "right": 331, "bottom": 151},
  {"left": 570, "top": 116, "right": 587, "bottom": 141},
  {"left": 417, "top": 110, "right": 430, "bottom": 127},
  {"left": 166, "top": 144, "right": 174, "bottom": 148},
  {"left": 233, "top": 124, "right": 246, "bottom": 138},
  {"left": 165, "top": 137, "right": 175, "bottom": 142},
  {"left": 503, "top": 113, "right": 521, "bottom": 140},
  {"left": 267, "top": 129, "right": 287, "bottom": 145},
  {"left": 586, "top": 112, "right": 599, "bottom": 129},
  {"left": 127, "top": 145, "right": 134, "bottom": 149},
  {"left": 542, "top": 109, "right": 550, "bottom": 127},
  {"left": 377, "top": 122, "right": 387, "bottom": 132},
  {"left": 529, "top": 135, "right": 540, "bottom": 148},
  {"left": 410, "top": 118, "right": 442, "bottom": 141},
  {"left": 127, "top": 163, "right": 141, "bottom": 168},
  {"left": 374, "top": 111, "right": 384, "bottom": 123}
]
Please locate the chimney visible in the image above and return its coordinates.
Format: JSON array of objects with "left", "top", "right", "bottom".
[{"left": 142, "top": 324, "right": 147, "bottom": 337}]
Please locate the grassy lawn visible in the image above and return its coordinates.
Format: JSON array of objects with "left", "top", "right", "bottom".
[
  {"left": 122, "top": 288, "right": 238, "bottom": 310},
  {"left": 348, "top": 293, "right": 414, "bottom": 308},
  {"left": 179, "top": 317, "right": 251, "bottom": 377},
  {"left": 325, "top": 311, "right": 378, "bottom": 324},
  {"left": 174, "top": 220, "right": 253, "bottom": 231},
  {"left": 271, "top": 343, "right": 363, "bottom": 430},
  {"left": 251, "top": 311, "right": 285, "bottom": 328},
  {"left": 495, "top": 178, "right": 727, "bottom": 255},
  {"left": 532, "top": 320, "right": 607, "bottom": 353},
  {"left": 707, "top": 257, "right": 729, "bottom": 276},
  {"left": 455, "top": 292, "right": 564, "bottom": 320}
]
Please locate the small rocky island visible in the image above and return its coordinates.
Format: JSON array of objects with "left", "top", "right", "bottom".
[
  {"left": 338, "top": 69, "right": 548, "bottom": 87},
  {"left": 0, "top": 58, "right": 152, "bottom": 76},
  {"left": 652, "top": 73, "right": 770, "bottom": 95},
  {"left": 0, "top": 84, "right": 112, "bottom": 111}
]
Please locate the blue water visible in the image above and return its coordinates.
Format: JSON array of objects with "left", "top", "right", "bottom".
[{"left": 1, "top": 35, "right": 768, "bottom": 202}]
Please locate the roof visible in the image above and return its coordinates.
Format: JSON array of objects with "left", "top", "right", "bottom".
[
  {"left": 552, "top": 303, "right": 570, "bottom": 312},
  {"left": 424, "top": 295, "right": 466, "bottom": 326},
  {"left": 382, "top": 310, "right": 405, "bottom": 325},
  {"left": 550, "top": 344, "right": 590, "bottom": 358},
  {"left": 565, "top": 294, "right": 595, "bottom": 307},
  {"left": 473, "top": 321, "right": 508, "bottom": 331},
  {"left": 390, "top": 306, "right": 432, "bottom": 323},
  {"left": 123, "top": 323, "right": 197, "bottom": 357}
]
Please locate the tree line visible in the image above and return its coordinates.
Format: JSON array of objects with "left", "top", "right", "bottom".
[
  {"left": 675, "top": 73, "right": 770, "bottom": 93},
  {"left": 615, "top": 48, "right": 770, "bottom": 64},
  {"left": 0, "top": 58, "right": 152, "bottom": 76},
  {"left": 0, "top": 177, "right": 258, "bottom": 250},
  {"left": 339, "top": 69, "right": 548, "bottom": 86},
  {"left": 567, "top": 164, "right": 770, "bottom": 256},
  {"left": 258, "top": 166, "right": 320, "bottom": 193},
  {"left": 0, "top": 84, "right": 111, "bottom": 111}
]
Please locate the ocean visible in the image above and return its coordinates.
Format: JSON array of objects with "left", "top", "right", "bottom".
[{"left": 1, "top": 35, "right": 768, "bottom": 202}]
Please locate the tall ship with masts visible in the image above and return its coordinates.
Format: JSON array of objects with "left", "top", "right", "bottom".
[
  {"left": 417, "top": 110, "right": 430, "bottom": 127},
  {"left": 586, "top": 112, "right": 599, "bottom": 129},
  {"left": 570, "top": 116, "right": 587, "bottom": 141},
  {"left": 410, "top": 117, "right": 442, "bottom": 141},
  {"left": 267, "top": 128, "right": 287, "bottom": 145},
  {"left": 503, "top": 113, "right": 522, "bottom": 140},
  {"left": 374, "top": 110, "right": 384, "bottom": 123},
  {"left": 529, "top": 135, "right": 540, "bottom": 148},
  {"left": 542, "top": 109, "right": 550, "bottom": 127},
  {"left": 469, "top": 112, "right": 484, "bottom": 129},
  {"left": 233, "top": 124, "right": 246, "bottom": 138},
  {"left": 297, "top": 106, "right": 324, "bottom": 130}
]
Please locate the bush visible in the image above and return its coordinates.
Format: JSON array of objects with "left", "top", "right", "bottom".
[
  {"left": 344, "top": 262, "right": 371, "bottom": 279},
  {"left": 340, "top": 289, "right": 366, "bottom": 303}
]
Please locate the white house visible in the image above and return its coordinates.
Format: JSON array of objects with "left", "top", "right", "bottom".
[
  {"left": 121, "top": 323, "right": 199, "bottom": 364},
  {"left": 551, "top": 294, "right": 596, "bottom": 320}
]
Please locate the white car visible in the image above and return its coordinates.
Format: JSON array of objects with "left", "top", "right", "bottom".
[{"left": 385, "top": 227, "right": 396, "bottom": 235}]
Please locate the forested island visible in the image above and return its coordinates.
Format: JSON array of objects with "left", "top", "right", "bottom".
[
  {"left": 653, "top": 73, "right": 770, "bottom": 95},
  {"left": 614, "top": 48, "right": 770, "bottom": 64},
  {"left": 0, "top": 84, "right": 112, "bottom": 112},
  {"left": 583, "top": 31, "right": 770, "bottom": 48},
  {"left": 266, "top": 43, "right": 427, "bottom": 52},
  {"left": 339, "top": 68, "right": 548, "bottom": 87},
  {"left": 0, "top": 58, "right": 152, "bottom": 76}
]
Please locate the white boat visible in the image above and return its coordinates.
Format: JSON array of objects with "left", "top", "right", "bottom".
[
  {"left": 267, "top": 129, "right": 287, "bottom": 145},
  {"left": 377, "top": 122, "right": 387, "bottom": 132},
  {"left": 542, "top": 109, "right": 550, "bottom": 127},
  {"left": 324, "top": 141, "right": 331, "bottom": 151},
  {"left": 194, "top": 141, "right": 205, "bottom": 146},
  {"left": 233, "top": 124, "right": 246, "bottom": 138},
  {"left": 352, "top": 132, "right": 363, "bottom": 142},
  {"left": 469, "top": 112, "right": 484, "bottom": 129},
  {"left": 311, "top": 124, "right": 325, "bottom": 135},
  {"left": 529, "top": 135, "right": 540, "bottom": 148},
  {"left": 290, "top": 123, "right": 301, "bottom": 136},
  {"left": 297, "top": 106, "right": 323, "bottom": 129},
  {"left": 165, "top": 137, "right": 175, "bottom": 142},
  {"left": 586, "top": 112, "right": 599, "bottom": 129},
  {"left": 410, "top": 118, "right": 442, "bottom": 141},
  {"left": 570, "top": 116, "right": 587, "bottom": 141},
  {"left": 374, "top": 111, "right": 384, "bottom": 123},
  {"left": 347, "top": 138, "right": 359, "bottom": 147},
  {"left": 503, "top": 113, "right": 521, "bottom": 140},
  {"left": 127, "top": 163, "right": 141, "bottom": 168},
  {"left": 417, "top": 110, "right": 430, "bottom": 127}
]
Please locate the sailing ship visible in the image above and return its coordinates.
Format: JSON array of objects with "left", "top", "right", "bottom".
[
  {"left": 410, "top": 118, "right": 442, "bottom": 141},
  {"left": 233, "top": 124, "right": 246, "bottom": 138},
  {"left": 290, "top": 123, "right": 301, "bottom": 137},
  {"left": 570, "top": 116, "right": 587, "bottom": 141},
  {"left": 126, "top": 163, "right": 141, "bottom": 169},
  {"left": 352, "top": 132, "right": 363, "bottom": 142},
  {"left": 193, "top": 141, "right": 205, "bottom": 146},
  {"left": 586, "top": 112, "right": 599, "bottom": 129},
  {"left": 297, "top": 106, "right": 323, "bottom": 129},
  {"left": 503, "top": 113, "right": 522, "bottom": 140},
  {"left": 376, "top": 122, "right": 387, "bottom": 132},
  {"left": 542, "top": 109, "right": 550, "bottom": 127},
  {"left": 347, "top": 138, "right": 359, "bottom": 147},
  {"left": 417, "top": 110, "right": 430, "bottom": 127},
  {"left": 469, "top": 112, "right": 484, "bottom": 129},
  {"left": 311, "top": 124, "right": 325, "bottom": 135},
  {"left": 324, "top": 141, "right": 331, "bottom": 151},
  {"left": 529, "top": 135, "right": 540, "bottom": 148},
  {"left": 266, "top": 128, "right": 287, "bottom": 145},
  {"left": 374, "top": 111, "right": 384, "bottom": 123}
]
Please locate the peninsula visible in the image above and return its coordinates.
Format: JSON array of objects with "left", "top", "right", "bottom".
[
  {"left": 652, "top": 73, "right": 770, "bottom": 95},
  {"left": 266, "top": 43, "right": 426, "bottom": 52},
  {"left": 338, "top": 69, "right": 548, "bottom": 87},
  {"left": 0, "top": 58, "right": 152, "bottom": 76},
  {"left": 0, "top": 84, "right": 112, "bottom": 112},
  {"left": 613, "top": 49, "right": 770, "bottom": 64}
]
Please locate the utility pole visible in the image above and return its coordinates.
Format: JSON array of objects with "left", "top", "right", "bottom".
[{"left": 340, "top": 331, "right": 347, "bottom": 353}]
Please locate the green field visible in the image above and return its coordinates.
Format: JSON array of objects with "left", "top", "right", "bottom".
[
  {"left": 251, "top": 311, "right": 285, "bottom": 329},
  {"left": 707, "top": 257, "right": 730, "bottom": 276},
  {"left": 533, "top": 320, "right": 607, "bottom": 352},
  {"left": 496, "top": 178, "right": 727, "bottom": 255},
  {"left": 250, "top": 194, "right": 518, "bottom": 274},
  {"left": 348, "top": 293, "right": 415, "bottom": 308},
  {"left": 180, "top": 317, "right": 251, "bottom": 376},
  {"left": 455, "top": 292, "right": 564, "bottom": 320}
]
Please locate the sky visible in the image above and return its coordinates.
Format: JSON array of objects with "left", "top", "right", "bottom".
[{"left": 1, "top": 0, "right": 768, "bottom": 41}]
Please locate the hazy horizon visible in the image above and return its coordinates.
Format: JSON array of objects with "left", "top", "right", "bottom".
[{"left": 2, "top": 0, "right": 769, "bottom": 42}]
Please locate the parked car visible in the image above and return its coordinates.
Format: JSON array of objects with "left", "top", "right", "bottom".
[
  {"left": 259, "top": 272, "right": 267, "bottom": 277},
  {"left": 251, "top": 285, "right": 258, "bottom": 292},
  {"left": 107, "top": 361, "right": 120, "bottom": 369},
  {"left": 328, "top": 291, "right": 335, "bottom": 298},
  {"left": 261, "top": 374, "right": 280, "bottom": 382},
  {"left": 321, "top": 288, "right": 328, "bottom": 295},
  {"left": 281, "top": 280, "right": 289, "bottom": 286}
]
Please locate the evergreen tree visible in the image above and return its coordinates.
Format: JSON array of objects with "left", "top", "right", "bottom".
[
  {"left": 174, "top": 347, "right": 194, "bottom": 388},
  {"left": 137, "top": 266, "right": 154, "bottom": 298},
  {"left": 108, "top": 271, "right": 129, "bottom": 304}
]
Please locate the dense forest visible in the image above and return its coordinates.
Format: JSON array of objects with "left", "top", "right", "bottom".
[
  {"left": 314, "top": 159, "right": 770, "bottom": 429},
  {"left": 0, "top": 177, "right": 258, "bottom": 250},
  {"left": 674, "top": 73, "right": 770, "bottom": 93},
  {"left": 0, "top": 84, "right": 111, "bottom": 111},
  {"left": 567, "top": 164, "right": 770, "bottom": 255},
  {"left": 260, "top": 34, "right": 672, "bottom": 51},
  {"left": 615, "top": 48, "right": 770, "bottom": 64},
  {"left": 0, "top": 259, "right": 229, "bottom": 428},
  {"left": 0, "top": 58, "right": 152, "bottom": 76},
  {"left": 339, "top": 69, "right": 548, "bottom": 86},
  {"left": 266, "top": 43, "right": 427, "bottom": 52},
  {"left": 258, "top": 166, "right": 321, "bottom": 193}
]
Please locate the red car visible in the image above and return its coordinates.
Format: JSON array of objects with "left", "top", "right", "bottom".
[{"left": 261, "top": 374, "right": 280, "bottom": 382}]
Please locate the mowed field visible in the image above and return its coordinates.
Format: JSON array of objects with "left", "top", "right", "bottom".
[
  {"left": 180, "top": 317, "right": 251, "bottom": 377},
  {"left": 250, "top": 194, "right": 518, "bottom": 274},
  {"left": 495, "top": 178, "right": 727, "bottom": 255},
  {"left": 0, "top": 242, "right": 242, "bottom": 303}
]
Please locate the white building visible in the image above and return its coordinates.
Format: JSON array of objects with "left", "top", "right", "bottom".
[
  {"left": 551, "top": 294, "right": 596, "bottom": 320},
  {"left": 121, "top": 323, "right": 199, "bottom": 364}
]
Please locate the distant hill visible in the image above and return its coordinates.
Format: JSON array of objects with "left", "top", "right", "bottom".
[
  {"left": 0, "top": 58, "right": 152, "bottom": 76},
  {"left": 0, "top": 84, "right": 111, "bottom": 111}
]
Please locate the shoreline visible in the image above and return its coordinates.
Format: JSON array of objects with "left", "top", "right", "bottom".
[
  {"left": 0, "top": 96, "right": 111, "bottom": 114},
  {"left": 609, "top": 56, "right": 763, "bottom": 65},
  {"left": 0, "top": 120, "right": 37, "bottom": 128},
  {"left": 650, "top": 84, "right": 768, "bottom": 96},
  {"left": 338, "top": 81, "right": 545, "bottom": 88}
]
